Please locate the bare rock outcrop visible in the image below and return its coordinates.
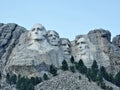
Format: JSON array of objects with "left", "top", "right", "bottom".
[
  {"left": 0, "top": 23, "right": 26, "bottom": 72},
  {"left": 0, "top": 23, "right": 120, "bottom": 90},
  {"left": 71, "top": 29, "right": 120, "bottom": 74},
  {"left": 5, "top": 24, "right": 65, "bottom": 76},
  {"left": 112, "top": 35, "right": 120, "bottom": 48}
]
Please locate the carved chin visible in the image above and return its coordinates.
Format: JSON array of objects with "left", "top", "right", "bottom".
[
  {"left": 33, "top": 37, "right": 45, "bottom": 41},
  {"left": 63, "top": 50, "right": 70, "bottom": 55},
  {"left": 50, "top": 41, "right": 58, "bottom": 46}
]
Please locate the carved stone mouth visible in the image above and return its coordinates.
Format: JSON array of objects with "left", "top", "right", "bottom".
[{"left": 64, "top": 50, "right": 70, "bottom": 54}]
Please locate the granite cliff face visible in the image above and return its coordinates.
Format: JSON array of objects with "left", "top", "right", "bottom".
[
  {"left": 0, "top": 23, "right": 26, "bottom": 73},
  {"left": 0, "top": 23, "right": 120, "bottom": 90},
  {"left": 0, "top": 23, "right": 120, "bottom": 76}
]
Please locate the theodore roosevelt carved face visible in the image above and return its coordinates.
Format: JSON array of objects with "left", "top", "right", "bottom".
[{"left": 47, "top": 30, "right": 60, "bottom": 46}]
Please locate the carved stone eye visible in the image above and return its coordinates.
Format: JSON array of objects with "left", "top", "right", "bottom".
[
  {"left": 32, "top": 28, "right": 35, "bottom": 31},
  {"left": 81, "top": 42, "right": 86, "bottom": 44},
  {"left": 37, "top": 28, "right": 43, "bottom": 31},
  {"left": 48, "top": 34, "right": 53, "bottom": 37},
  {"left": 76, "top": 42, "right": 80, "bottom": 46}
]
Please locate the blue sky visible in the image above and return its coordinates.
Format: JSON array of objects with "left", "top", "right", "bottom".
[{"left": 0, "top": 0, "right": 120, "bottom": 40}]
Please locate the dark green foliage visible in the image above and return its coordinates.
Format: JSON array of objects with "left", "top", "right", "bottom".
[
  {"left": 74, "top": 62, "right": 79, "bottom": 70},
  {"left": 6, "top": 73, "right": 17, "bottom": 85},
  {"left": 49, "top": 64, "right": 57, "bottom": 76},
  {"left": 28, "top": 83, "right": 34, "bottom": 90},
  {"left": 6, "top": 73, "right": 42, "bottom": 90},
  {"left": 43, "top": 73, "right": 49, "bottom": 80},
  {"left": 16, "top": 76, "right": 35, "bottom": 90},
  {"left": 78, "top": 59, "right": 84, "bottom": 67},
  {"left": 79, "top": 75, "right": 81, "bottom": 80},
  {"left": 96, "top": 73, "right": 103, "bottom": 83},
  {"left": 70, "top": 56, "right": 74, "bottom": 63},
  {"left": 70, "top": 66, "right": 75, "bottom": 73},
  {"left": 108, "top": 73, "right": 114, "bottom": 83},
  {"left": 61, "top": 60, "right": 68, "bottom": 71},
  {"left": 35, "top": 77, "right": 42, "bottom": 85},
  {"left": 100, "top": 66, "right": 114, "bottom": 83},
  {"left": 0, "top": 72, "right": 2, "bottom": 80},
  {"left": 77, "top": 59, "right": 87, "bottom": 74},
  {"left": 100, "top": 66, "right": 107, "bottom": 77},
  {"left": 100, "top": 82, "right": 106, "bottom": 89},
  {"left": 10, "top": 74, "right": 17, "bottom": 84},
  {"left": 87, "top": 60, "right": 98, "bottom": 82},
  {"left": 115, "top": 71, "right": 120, "bottom": 87},
  {"left": 91, "top": 60, "right": 98, "bottom": 70},
  {"left": 109, "top": 87, "right": 113, "bottom": 90},
  {"left": 105, "top": 86, "right": 113, "bottom": 90},
  {"left": 30, "top": 77, "right": 36, "bottom": 85},
  {"left": 6, "top": 73, "right": 10, "bottom": 84}
]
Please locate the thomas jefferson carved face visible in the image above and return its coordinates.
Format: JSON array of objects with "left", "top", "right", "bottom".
[
  {"left": 60, "top": 38, "right": 71, "bottom": 55},
  {"left": 29, "top": 24, "right": 46, "bottom": 41},
  {"left": 76, "top": 37, "right": 89, "bottom": 55},
  {"left": 47, "top": 30, "right": 60, "bottom": 46}
]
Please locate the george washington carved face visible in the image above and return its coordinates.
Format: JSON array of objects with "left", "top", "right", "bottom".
[
  {"left": 29, "top": 23, "right": 47, "bottom": 41},
  {"left": 47, "top": 30, "right": 60, "bottom": 46}
]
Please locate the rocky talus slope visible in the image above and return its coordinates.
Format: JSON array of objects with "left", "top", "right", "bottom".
[{"left": 35, "top": 71, "right": 119, "bottom": 90}]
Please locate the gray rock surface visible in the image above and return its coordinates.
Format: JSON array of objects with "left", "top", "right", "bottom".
[
  {"left": 35, "top": 71, "right": 103, "bottom": 90},
  {"left": 71, "top": 29, "right": 120, "bottom": 74},
  {"left": 88, "top": 29, "right": 120, "bottom": 74},
  {"left": 5, "top": 24, "right": 64, "bottom": 76},
  {"left": 0, "top": 23, "right": 120, "bottom": 90},
  {"left": 112, "top": 35, "right": 120, "bottom": 48},
  {"left": 0, "top": 23, "right": 26, "bottom": 73}
]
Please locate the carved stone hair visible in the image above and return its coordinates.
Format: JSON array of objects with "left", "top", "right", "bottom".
[
  {"left": 26, "top": 23, "right": 47, "bottom": 42},
  {"left": 60, "top": 38, "right": 71, "bottom": 47},
  {"left": 46, "top": 30, "right": 59, "bottom": 38}
]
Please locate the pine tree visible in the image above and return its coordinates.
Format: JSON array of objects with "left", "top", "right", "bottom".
[
  {"left": 28, "top": 83, "right": 34, "bottom": 90},
  {"left": 10, "top": 74, "right": 17, "bottom": 84},
  {"left": 30, "top": 77, "right": 36, "bottom": 85},
  {"left": 115, "top": 71, "right": 120, "bottom": 87},
  {"left": 70, "top": 56, "right": 74, "bottom": 64},
  {"left": 100, "top": 66, "right": 109, "bottom": 81},
  {"left": 35, "top": 77, "right": 42, "bottom": 85},
  {"left": 0, "top": 72, "right": 1, "bottom": 80},
  {"left": 70, "top": 66, "right": 75, "bottom": 73},
  {"left": 6, "top": 73, "right": 10, "bottom": 84},
  {"left": 43, "top": 73, "right": 49, "bottom": 80},
  {"left": 90, "top": 60, "right": 98, "bottom": 81},
  {"left": 77, "top": 59, "right": 87, "bottom": 74},
  {"left": 92, "top": 60, "right": 98, "bottom": 69},
  {"left": 96, "top": 72, "right": 103, "bottom": 86},
  {"left": 61, "top": 60, "right": 68, "bottom": 71},
  {"left": 49, "top": 64, "right": 57, "bottom": 76}
]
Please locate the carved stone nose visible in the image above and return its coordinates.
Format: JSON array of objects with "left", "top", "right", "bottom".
[
  {"left": 53, "top": 37, "right": 56, "bottom": 40},
  {"left": 79, "top": 46, "right": 82, "bottom": 48},
  {"left": 66, "top": 45, "right": 69, "bottom": 48},
  {"left": 35, "top": 32, "right": 38, "bottom": 34}
]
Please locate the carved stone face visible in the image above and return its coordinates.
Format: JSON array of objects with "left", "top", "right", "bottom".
[
  {"left": 47, "top": 30, "right": 59, "bottom": 46},
  {"left": 76, "top": 37, "right": 89, "bottom": 55},
  {"left": 60, "top": 39, "right": 71, "bottom": 55},
  {"left": 30, "top": 24, "right": 46, "bottom": 41}
]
